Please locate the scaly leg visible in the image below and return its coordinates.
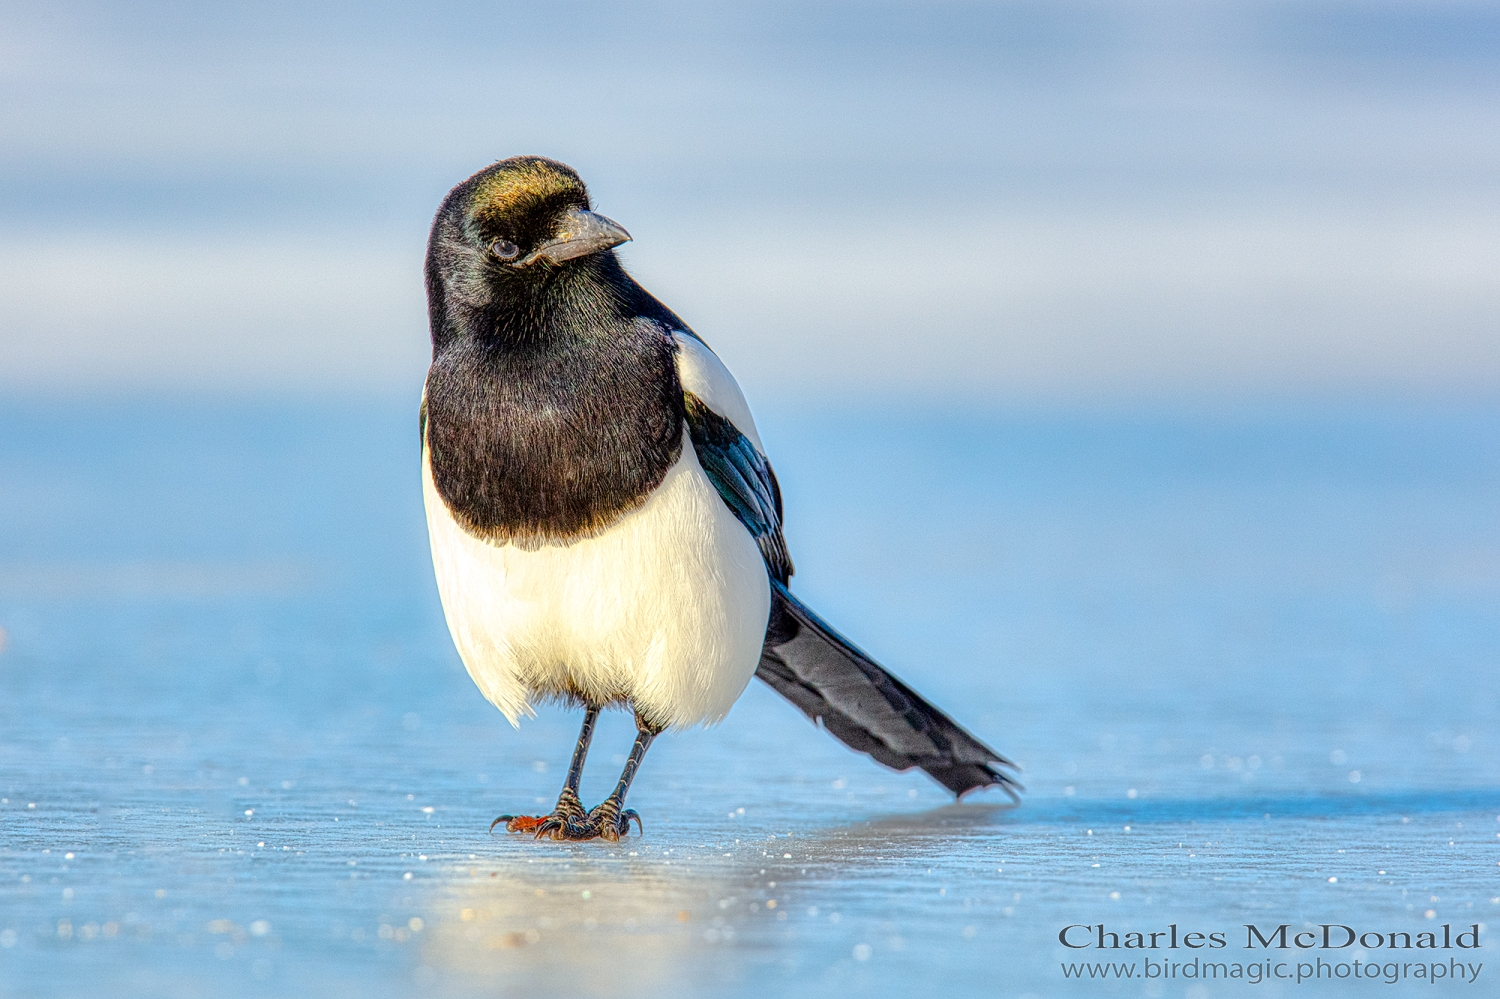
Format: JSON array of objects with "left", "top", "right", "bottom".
[
  {"left": 491, "top": 706, "right": 599, "bottom": 839},
  {"left": 586, "top": 712, "right": 661, "bottom": 841}
]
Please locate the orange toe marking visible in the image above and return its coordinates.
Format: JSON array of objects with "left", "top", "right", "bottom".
[{"left": 503, "top": 815, "right": 548, "bottom": 833}]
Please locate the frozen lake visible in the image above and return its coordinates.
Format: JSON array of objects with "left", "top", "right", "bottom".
[{"left": 1, "top": 398, "right": 1496, "bottom": 996}]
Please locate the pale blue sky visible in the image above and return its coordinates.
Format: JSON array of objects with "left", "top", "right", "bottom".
[{"left": 2, "top": 0, "right": 1497, "bottom": 401}]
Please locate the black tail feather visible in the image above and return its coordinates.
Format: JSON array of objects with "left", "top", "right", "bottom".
[{"left": 755, "top": 581, "right": 1021, "bottom": 800}]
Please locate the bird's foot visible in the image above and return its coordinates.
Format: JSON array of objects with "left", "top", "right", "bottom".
[
  {"left": 586, "top": 799, "right": 642, "bottom": 842},
  {"left": 491, "top": 787, "right": 595, "bottom": 839}
]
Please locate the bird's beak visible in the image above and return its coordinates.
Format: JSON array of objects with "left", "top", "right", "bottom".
[{"left": 528, "top": 209, "right": 632, "bottom": 264}]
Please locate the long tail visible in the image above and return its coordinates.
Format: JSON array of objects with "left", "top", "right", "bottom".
[{"left": 755, "top": 580, "right": 1021, "bottom": 800}]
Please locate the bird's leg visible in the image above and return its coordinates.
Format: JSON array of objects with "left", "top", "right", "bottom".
[
  {"left": 586, "top": 712, "right": 661, "bottom": 841},
  {"left": 491, "top": 706, "right": 598, "bottom": 839}
]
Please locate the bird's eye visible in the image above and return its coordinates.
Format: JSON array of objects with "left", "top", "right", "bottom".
[{"left": 491, "top": 239, "right": 521, "bottom": 261}]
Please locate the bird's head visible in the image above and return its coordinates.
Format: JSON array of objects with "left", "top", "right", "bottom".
[{"left": 426, "top": 156, "right": 632, "bottom": 322}]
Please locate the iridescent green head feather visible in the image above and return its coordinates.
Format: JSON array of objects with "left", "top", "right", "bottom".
[{"left": 465, "top": 156, "right": 590, "bottom": 244}]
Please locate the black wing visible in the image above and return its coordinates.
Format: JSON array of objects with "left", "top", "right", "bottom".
[
  {"left": 683, "top": 390, "right": 1020, "bottom": 800},
  {"left": 683, "top": 392, "right": 792, "bottom": 584}
]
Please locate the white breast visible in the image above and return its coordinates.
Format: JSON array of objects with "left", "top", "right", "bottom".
[{"left": 422, "top": 433, "right": 771, "bottom": 730}]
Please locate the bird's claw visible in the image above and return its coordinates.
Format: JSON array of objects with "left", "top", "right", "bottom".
[
  {"left": 586, "top": 802, "right": 642, "bottom": 842},
  {"left": 491, "top": 793, "right": 642, "bottom": 842},
  {"left": 491, "top": 813, "right": 551, "bottom": 835},
  {"left": 492, "top": 787, "right": 593, "bottom": 837},
  {"left": 531, "top": 813, "right": 598, "bottom": 841}
]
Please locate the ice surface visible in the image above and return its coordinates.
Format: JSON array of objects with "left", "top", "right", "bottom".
[{"left": 0, "top": 400, "right": 1496, "bottom": 996}]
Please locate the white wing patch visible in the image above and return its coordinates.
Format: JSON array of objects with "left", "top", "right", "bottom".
[{"left": 670, "top": 329, "right": 765, "bottom": 455}]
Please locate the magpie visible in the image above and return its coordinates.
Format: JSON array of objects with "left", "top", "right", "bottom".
[{"left": 421, "top": 156, "right": 1020, "bottom": 841}]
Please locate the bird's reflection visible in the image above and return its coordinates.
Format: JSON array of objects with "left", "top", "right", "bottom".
[
  {"left": 418, "top": 851, "right": 747, "bottom": 991},
  {"left": 416, "top": 801, "right": 1018, "bottom": 988}
]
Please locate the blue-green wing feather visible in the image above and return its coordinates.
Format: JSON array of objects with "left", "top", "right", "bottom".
[
  {"left": 683, "top": 392, "right": 792, "bottom": 584},
  {"left": 681, "top": 381, "right": 1019, "bottom": 801}
]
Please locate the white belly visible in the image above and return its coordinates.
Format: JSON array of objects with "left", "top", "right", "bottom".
[{"left": 422, "top": 437, "right": 771, "bottom": 729}]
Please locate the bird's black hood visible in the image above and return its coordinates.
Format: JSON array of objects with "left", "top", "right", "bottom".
[{"left": 421, "top": 157, "right": 686, "bottom": 548}]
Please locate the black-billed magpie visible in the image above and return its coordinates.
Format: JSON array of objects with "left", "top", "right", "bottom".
[{"left": 421, "top": 157, "right": 1019, "bottom": 841}]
